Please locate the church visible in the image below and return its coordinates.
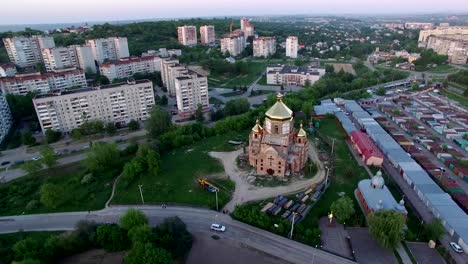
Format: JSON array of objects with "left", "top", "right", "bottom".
[{"left": 248, "top": 93, "right": 308, "bottom": 177}]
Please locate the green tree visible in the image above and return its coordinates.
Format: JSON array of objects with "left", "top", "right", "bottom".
[
  {"left": 120, "top": 209, "right": 148, "bottom": 231},
  {"left": 85, "top": 143, "right": 120, "bottom": 174},
  {"left": 154, "top": 216, "right": 193, "bottom": 257},
  {"left": 45, "top": 129, "right": 61, "bottom": 144},
  {"left": 368, "top": 210, "right": 405, "bottom": 249},
  {"left": 424, "top": 219, "right": 445, "bottom": 241},
  {"left": 21, "top": 160, "right": 42, "bottom": 176},
  {"left": 411, "top": 83, "right": 419, "bottom": 91},
  {"left": 124, "top": 242, "right": 172, "bottom": 264},
  {"left": 71, "top": 129, "right": 83, "bottom": 140},
  {"left": 122, "top": 159, "right": 144, "bottom": 186},
  {"left": 224, "top": 98, "right": 250, "bottom": 116},
  {"left": 39, "top": 146, "right": 58, "bottom": 169},
  {"left": 40, "top": 183, "right": 65, "bottom": 208},
  {"left": 375, "top": 87, "right": 386, "bottom": 96},
  {"left": 128, "top": 120, "right": 140, "bottom": 131},
  {"left": 195, "top": 104, "right": 204, "bottom": 122},
  {"left": 106, "top": 122, "right": 117, "bottom": 135},
  {"left": 96, "top": 224, "right": 129, "bottom": 251},
  {"left": 21, "top": 132, "right": 36, "bottom": 146},
  {"left": 330, "top": 196, "right": 355, "bottom": 224},
  {"left": 146, "top": 107, "right": 172, "bottom": 139},
  {"left": 128, "top": 224, "right": 155, "bottom": 244},
  {"left": 13, "top": 237, "right": 43, "bottom": 261},
  {"left": 138, "top": 145, "right": 161, "bottom": 175},
  {"left": 12, "top": 259, "right": 42, "bottom": 264},
  {"left": 159, "top": 95, "right": 168, "bottom": 106}
]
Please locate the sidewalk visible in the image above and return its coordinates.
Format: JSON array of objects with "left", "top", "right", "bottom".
[{"left": 396, "top": 242, "right": 412, "bottom": 264}]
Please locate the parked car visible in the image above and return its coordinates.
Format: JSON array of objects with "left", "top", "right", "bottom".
[
  {"left": 450, "top": 242, "right": 464, "bottom": 253},
  {"left": 31, "top": 156, "right": 41, "bottom": 161},
  {"left": 0, "top": 161, "right": 11, "bottom": 166},
  {"left": 210, "top": 224, "right": 226, "bottom": 232}
]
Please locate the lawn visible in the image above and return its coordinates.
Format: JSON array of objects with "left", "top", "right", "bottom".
[
  {"left": 209, "top": 96, "right": 224, "bottom": 105},
  {"left": 0, "top": 231, "right": 61, "bottom": 264},
  {"left": 249, "top": 89, "right": 276, "bottom": 97},
  {"left": 208, "top": 62, "right": 268, "bottom": 88},
  {"left": 0, "top": 161, "right": 118, "bottom": 216},
  {"left": 111, "top": 132, "right": 245, "bottom": 209},
  {"left": 220, "top": 90, "right": 246, "bottom": 97},
  {"left": 427, "top": 64, "right": 457, "bottom": 74},
  {"left": 440, "top": 89, "right": 468, "bottom": 107}
]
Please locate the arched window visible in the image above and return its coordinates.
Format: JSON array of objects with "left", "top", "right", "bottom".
[{"left": 275, "top": 125, "right": 279, "bottom": 134}]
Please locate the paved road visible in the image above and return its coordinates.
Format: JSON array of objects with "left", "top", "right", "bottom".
[{"left": 0, "top": 206, "right": 355, "bottom": 264}]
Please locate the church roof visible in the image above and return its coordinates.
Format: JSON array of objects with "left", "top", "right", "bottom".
[
  {"left": 252, "top": 119, "right": 263, "bottom": 132},
  {"left": 297, "top": 123, "right": 307, "bottom": 137},
  {"left": 265, "top": 93, "right": 293, "bottom": 120}
]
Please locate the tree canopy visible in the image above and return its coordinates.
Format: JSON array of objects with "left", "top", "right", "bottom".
[
  {"left": 368, "top": 210, "right": 405, "bottom": 249},
  {"left": 146, "top": 107, "right": 172, "bottom": 139},
  {"left": 120, "top": 209, "right": 148, "bottom": 231},
  {"left": 330, "top": 196, "right": 355, "bottom": 224}
]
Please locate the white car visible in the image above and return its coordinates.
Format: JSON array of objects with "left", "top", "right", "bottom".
[
  {"left": 450, "top": 242, "right": 464, "bottom": 253},
  {"left": 31, "top": 156, "right": 41, "bottom": 161},
  {"left": 210, "top": 223, "right": 226, "bottom": 232}
]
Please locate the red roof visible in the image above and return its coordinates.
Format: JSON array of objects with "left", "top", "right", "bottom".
[
  {"left": 100, "top": 56, "right": 159, "bottom": 67},
  {"left": 350, "top": 131, "right": 384, "bottom": 161}
]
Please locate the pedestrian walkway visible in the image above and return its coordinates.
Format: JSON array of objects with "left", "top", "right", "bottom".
[{"left": 396, "top": 242, "right": 412, "bottom": 264}]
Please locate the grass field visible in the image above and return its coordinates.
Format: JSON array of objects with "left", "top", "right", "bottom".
[
  {"left": 427, "top": 64, "right": 457, "bottom": 74},
  {"left": 449, "top": 82, "right": 468, "bottom": 91},
  {"left": 220, "top": 90, "right": 246, "bottom": 97},
  {"left": 208, "top": 62, "right": 268, "bottom": 88},
  {"left": 0, "top": 231, "right": 60, "bottom": 264},
  {"left": 0, "top": 162, "right": 117, "bottom": 216},
  {"left": 440, "top": 89, "right": 468, "bottom": 107},
  {"left": 112, "top": 132, "right": 246, "bottom": 209},
  {"left": 249, "top": 89, "right": 276, "bottom": 97}
]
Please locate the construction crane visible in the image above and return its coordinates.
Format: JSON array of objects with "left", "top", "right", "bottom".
[
  {"left": 198, "top": 178, "right": 219, "bottom": 193},
  {"left": 230, "top": 19, "right": 234, "bottom": 34}
]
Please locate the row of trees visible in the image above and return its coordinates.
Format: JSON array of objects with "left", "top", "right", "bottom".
[
  {"left": 10, "top": 209, "right": 193, "bottom": 264},
  {"left": 121, "top": 145, "right": 161, "bottom": 187},
  {"left": 413, "top": 49, "right": 449, "bottom": 71}
]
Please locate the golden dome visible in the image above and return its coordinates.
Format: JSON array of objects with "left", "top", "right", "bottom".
[
  {"left": 252, "top": 119, "right": 263, "bottom": 132},
  {"left": 297, "top": 123, "right": 307, "bottom": 137},
  {"left": 265, "top": 93, "right": 293, "bottom": 120}
]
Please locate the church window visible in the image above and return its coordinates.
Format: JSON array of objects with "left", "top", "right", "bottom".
[
  {"left": 278, "top": 161, "right": 281, "bottom": 165},
  {"left": 275, "top": 125, "right": 279, "bottom": 134},
  {"left": 278, "top": 170, "right": 281, "bottom": 173},
  {"left": 254, "top": 134, "right": 257, "bottom": 139},
  {"left": 260, "top": 167, "right": 263, "bottom": 171}
]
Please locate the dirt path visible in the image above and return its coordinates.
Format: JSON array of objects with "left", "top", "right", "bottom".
[{"left": 210, "top": 142, "right": 326, "bottom": 212}]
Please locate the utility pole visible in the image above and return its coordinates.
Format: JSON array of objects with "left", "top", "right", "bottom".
[
  {"left": 138, "top": 185, "right": 144, "bottom": 204},
  {"left": 325, "top": 167, "right": 330, "bottom": 185},
  {"left": 289, "top": 212, "right": 297, "bottom": 239},
  {"left": 215, "top": 190, "right": 219, "bottom": 211},
  {"left": 331, "top": 138, "right": 335, "bottom": 155}
]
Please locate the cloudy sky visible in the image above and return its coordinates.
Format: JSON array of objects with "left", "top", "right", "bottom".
[{"left": 2, "top": 0, "right": 467, "bottom": 24}]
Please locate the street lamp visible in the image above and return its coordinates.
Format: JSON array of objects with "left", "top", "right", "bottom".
[
  {"left": 215, "top": 189, "right": 219, "bottom": 211},
  {"left": 138, "top": 185, "right": 144, "bottom": 205},
  {"left": 289, "top": 212, "right": 298, "bottom": 239}
]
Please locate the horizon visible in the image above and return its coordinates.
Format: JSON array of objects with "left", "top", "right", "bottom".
[{"left": 2, "top": 0, "right": 468, "bottom": 26}]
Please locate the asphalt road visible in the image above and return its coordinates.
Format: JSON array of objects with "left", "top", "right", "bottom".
[{"left": 0, "top": 206, "right": 355, "bottom": 264}]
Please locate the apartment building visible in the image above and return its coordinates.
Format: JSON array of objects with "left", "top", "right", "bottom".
[
  {"left": 3, "top": 35, "right": 55, "bottom": 67},
  {"left": 383, "top": 23, "right": 404, "bottom": 29},
  {"left": 143, "top": 48, "right": 182, "bottom": 58},
  {"left": 177, "top": 26, "right": 197, "bottom": 46},
  {"left": 418, "top": 26, "right": 468, "bottom": 47},
  {"left": 0, "top": 91, "right": 12, "bottom": 144},
  {"left": 253, "top": 37, "right": 276, "bottom": 57},
  {"left": 0, "top": 68, "right": 87, "bottom": 95},
  {"left": 41, "top": 45, "right": 96, "bottom": 73},
  {"left": 160, "top": 58, "right": 184, "bottom": 97},
  {"left": 220, "top": 34, "right": 246, "bottom": 56},
  {"left": 404, "top": 22, "right": 434, "bottom": 30},
  {"left": 174, "top": 71, "right": 209, "bottom": 115},
  {"left": 33, "top": 80, "right": 155, "bottom": 133},
  {"left": 240, "top": 18, "right": 254, "bottom": 37},
  {"left": 200, "top": 25, "right": 215, "bottom": 45},
  {"left": 266, "top": 65, "right": 326, "bottom": 86},
  {"left": 426, "top": 35, "right": 468, "bottom": 64},
  {"left": 286, "top": 36, "right": 299, "bottom": 58},
  {"left": 0, "top": 63, "right": 17, "bottom": 77},
  {"left": 99, "top": 56, "right": 161, "bottom": 81},
  {"left": 85, "top": 37, "right": 129, "bottom": 63}
]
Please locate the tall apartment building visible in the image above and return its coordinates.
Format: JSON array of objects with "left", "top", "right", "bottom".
[
  {"left": 0, "top": 92, "right": 12, "bottom": 144},
  {"left": 160, "top": 58, "right": 183, "bottom": 96},
  {"left": 177, "top": 26, "right": 197, "bottom": 46},
  {"left": 41, "top": 45, "right": 96, "bottom": 73},
  {"left": 3, "top": 35, "right": 55, "bottom": 67},
  {"left": 240, "top": 18, "right": 254, "bottom": 37},
  {"left": 33, "top": 80, "right": 155, "bottom": 133},
  {"left": 99, "top": 56, "right": 161, "bottom": 81},
  {"left": 220, "top": 35, "right": 246, "bottom": 56},
  {"left": 175, "top": 71, "right": 209, "bottom": 115},
  {"left": 0, "top": 63, "right": 17, "bottom": 77},
  {"left": 404, "top": 22, "right": 434, "bottom": 30},
  {"left": 418, "top": 26, "right": 468, "bottom": 47},
  {"left": 286, "top": 36, "right": 299, "bottom": 59},
  {"left": 266, "top": 65, "right": 326, "bottom": 86},
  {"left": 0, "top": 68, "right": 87, "bottom": 95},
  {"left": 85, "top": 37, "right": 129, "bottom": 64},
  {"left": 253, "top": 37, "right": 276, "bottom": 57},
  {"left": 426, "top": 35, "right": 468, "bottom": 64},
  {"left": 200, "top": 25, "right": 215, "bottom": 45}
]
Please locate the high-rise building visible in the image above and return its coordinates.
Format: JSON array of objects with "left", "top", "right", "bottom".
[
  {"left": 99, "top": 56, "right": 161, "bottom": 81},
  {"left": 177, "top": 26, "right": 197, "bottom": 46},
  {"left": 175, "top": 71, "right": 209, "bottom": 115},
  {"left": 3, "top": 35, "right": 55, "bottom": 67},
  {"left": 0, "top": 91, "right": 12, "bottom": 144},
  {"left": 160, "top": 58, "right": 185, "bottom": 97},
  {"left": 253, "top": 37, "right": 276, "bottom": 57},
  {"left": 0, "top": 68, "right": 87, "bottom": 95},
  {"left": 240, "top": 18, "right": 248, "bottom": 32},
  {"left": 41, "top": 45, "right": 96, "bottom": 73},
  {"left": 85, "top": 37, "right": 129, "bottom": 63},
  {"left": 200, "top": 25, "right": 215, "bottom": 45},
  {"left": 220, "top": 34, "right": 246, "bottom": 56},
  {"left": 404, "top": 22, "right": 434, "bottom": 30},
  {"left": 418, "top": 26, "right": 468, "bottom": 47},
  {"left": 240, "top": 18, "right": 254, "bottom": 37},
  {"left": 426, "top": 35, "right": 468, "bottom": 64},
  {"left": 0, "top": 63, "right": 17, "bottom": 77},
  {"left": 33, "top": 80, "right": 155, "bottom": 134},
  {"left": 286, "top": 36, "right": 299, "bottom": 59},
  {"left": 266, "top": 65, "right": 326, "bottom": 86}
]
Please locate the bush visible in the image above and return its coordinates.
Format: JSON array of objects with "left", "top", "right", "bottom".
[
  {"left": 25, "top": 200, "right": 39, "bottom": 211},
  {"left": 96, "top": 224, "right": 129, "bottom": 252},
  {"left": 81, "top": 173, "right": 93, "bottom": 184},
  {"left": 39, "top": 183, "right": 65, "bottom": 209},
  {"left": 120, "top": 209, "right": 148, "bottom": 231},
  {"left": 154, "top": 216, "right": 193, "bottom": 258},
  {"left": 13, "top": 237, "right": 44, "bottom": 261},
  {"left": 128, "top": 224, "right": 155, "bottom": 244},
  {"left": 45, "top": 129, "right": 61, "bottom": 144},
  {"left": 124, "top": 242, "right": 172, "bottom": 264}
]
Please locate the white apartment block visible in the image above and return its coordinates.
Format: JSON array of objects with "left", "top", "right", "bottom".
[
  {"left": 0, "top": 68, "right": 87, "bottom": 95},
  {"left": 426, "top": 35, "right": 468, "bottom": 65},
  {"left": 175, "top": 71, "right": 209, "bottom": 115},
  {"left": 220, "top": 35, "right": 245, "bottom": 56},
  {"left": 99, "top": 56, "right": 161, "bottom": 81},
  {"left": 160, "top": 58, "right": 189, "bottom": 97},
  {"left": 0, "top": 63, "right": 17, "bottom": 77},
  {"left": 240, "top": 18, "right": 254, "bottom": 37},
  {"left": 200, "top": 25, "right": 215, "bottom": 45},
  {"left": 253, "top": 37, "right": 276, "bottom": 57},
  {"left": 33, "top": 80, "right": 155, "bottom": 134},
  {"left": 178, "top": 26, "right": 197, "bottom": 46},
  {"left": 286, "top": 36, "right": 298, "bottom": 58},
  {"left": 404, "top": 22, "right": 434, "bottom": 30},
  {"left": 3, "top": 35, "right": 55, "bottom": 67},
  {"left": 0, "top": 92, "right": 12, "bottom": 144},
  {"left": 418, "top": 26, "right": 468, "bottom": 47},
  {"left": 266, "top": 65, "right": 326, "bottom": 86},
  {"left": 85, "top": 37, "right": 129, "bottom": 64},
  {"left": 41, "top": 45, "right": 96, "bottom": 73}
]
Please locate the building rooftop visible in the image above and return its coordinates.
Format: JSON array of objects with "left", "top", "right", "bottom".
[
  {"left": 358, "top": 178, "right": 407, "bottom": 214},
  {"left": 265, "top": 93, "right": 293, "bottom": 121},
  {"left": 100, "top": 56, "right": 160, "bottom": 67}
]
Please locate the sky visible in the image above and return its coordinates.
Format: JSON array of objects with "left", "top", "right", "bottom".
[{"left": 2, "top": 0, "right": 468, "bottom": 25}]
